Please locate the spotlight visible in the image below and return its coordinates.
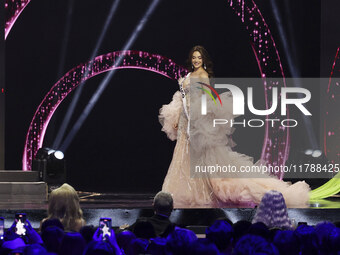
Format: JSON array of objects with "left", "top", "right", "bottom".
[
  {"left": 304, "top": 149, "right": 313, "bottom": 155},
  {"left": 32, "top": 147, "right": 66, "bottom": 184},
  {"left": 53, "top": 151, "right": 64, "bottom": 160},
  {"left": 312, "top": 150, "right": 322, "bottom": 158},
  {"left": 285, "top": 149, "right": 333, "bottom": 190}
]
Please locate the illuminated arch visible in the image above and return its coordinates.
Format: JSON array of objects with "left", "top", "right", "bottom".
[{"left": 23, "top": 51, "right": 188, "bottom": 170}]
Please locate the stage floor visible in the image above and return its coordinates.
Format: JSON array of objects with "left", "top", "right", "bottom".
[{"left": 80, "top": 192, "right": 340, "bottom": 209}]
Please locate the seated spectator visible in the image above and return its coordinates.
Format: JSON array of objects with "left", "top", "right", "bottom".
[
  {"left": 84, "top": 241, "right": 116, "bottom": 255},
  {"left": 80, "top": 225, "right": 96, "bottom": 244},
  {"left": 205, "top": 220, "right": 233, "bottom": 254},
  {"left": 92, "top": 226, "right": 121, "bottom": 255},
  {"left": 133, "top": 220, "right": 156, "bottom": 239},
  {"left": 294, "top": 225, "right": 319, "bottom": 255},
  {"left": 315, "top": 221, "right": 337, "bottom": 254},
  {"left": 273, "top": 230, "right": 300, "bottom": 255},
  {"left": 116, "top": 230, "right": 136, "bottom": 254},
  {"left": 1, "top": 237, "right": 26, "bottom": 254},
  {"left": 126, "top": 238, "right": 149, "bottom": 255},
  {"left": 233, "top": 234, "right": 279, "bottom": 255},
  {"left": 166, "top": 227, "right": 197, "bottom": 255},
  {"left": 232, "top": 220, "right": 252, "bottom": 246},
  {"left": 268, "top": 227, "right": 281, "bottom": 242},
  {"left": 326, "top": 227, "right": 340, "bottom": 255},
  {"left": 42, "top": 183, "right": 85, "bottom": 232},
  {"left": 40, "top": 218, "right": 64, "bottom": 232},
  {"left": 41, "top": 226, "right": 64, "bottom": 254},
  {"left": 247, "top": 222, "right": 270, "bottom": 240},
  {"left": 59, "top": 232, "right": 86, "bottom": 255},
  {"left": 147, "top": 237, "right": 167, "bottom": 255},
  {"left": 128, "top": 191, "right": 174, "bottom": 237},
  {"left": 23, "top": 243, "right": 48, "bottom": 255},
  {"left": 252, "top": 190, "right": 293, "bottom": 230},
  {"left": 189, "top": 239, "right": 220, "bottom": 255}
]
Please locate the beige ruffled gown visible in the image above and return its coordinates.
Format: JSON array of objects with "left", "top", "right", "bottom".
[{"left": 159, "top": 74, "right": 310, "bottom": 208}]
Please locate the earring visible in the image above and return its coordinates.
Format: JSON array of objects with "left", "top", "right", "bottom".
[
  {"left": 192, "top": 65, "right": 194, "bottom": 70},
  {"left": 204, "top": 64, "right": 207, "bottom": 70}
]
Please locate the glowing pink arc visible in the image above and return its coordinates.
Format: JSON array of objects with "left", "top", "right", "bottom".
[
  {"left": 5, "top": 0, "right": 31, "bottom": 40},
  {"left": 228, "top": 0, "right": 288, "bottom": 179},
  {"left": 22, "top": 50, "right": 188, "bottom": 170},
  {"left": 324, "top": 47, "right": 340, "bottom": 163}
]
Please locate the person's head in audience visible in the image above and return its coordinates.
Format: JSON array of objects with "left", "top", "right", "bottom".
[
  {"left": 80, "top": 225, "right": 96, "bottom": 244},
  {"left": 232, "top": 220, "right": 252, "bottom": 246},
  {"left": 273, "top": 230, "right": 300, "bottom": 255},
  {"left": 59, "top": 231, "right": 86, "bottom": 255},
  {"left": 252, "top": 190, "right": 292, "bottom": 230},
  {"left": 133, "top": 219, "right": 156, "bottom": 239},
  {"left": 23, "top": 244, "right": 48, "bottom": 255},
  {"left": 206, "top": 219, "right": 233, "bottom": 254},
  {"left": 47, "top": 183, "right": 85, "bottom": 232},
  {"left": 41, "top": 225, "right": 64, "bottom": 254},
  {"left": 166, "top": 227, "right": 197, "bottom": 255},
  {"left": 247, "top": 222, "right": 270, "bottom": 240},
  {"left": 41, "top": 218, "right": 64, "bottom": 232},
  {"left": 233, "top": 234, "right": 279, "bottom": 255},
  {"left": 116, "top": 230, "right": 136, "bottom": 254},
  {"left": 315, "top": 222, "right": 336, "bottom": 243},
  {"left": 268, "top": 228, "right": 281, "bottom": 242},
  {"left": 126, "top": 238, "right": 149, "bottom": 255},
  {"left": 315, "top": 222, "right": 340, "bottom": 255},
  {"left": 84, "top": 241, "right": 116, "bottom": 255},
  {"left": 189, "top": 239, "right": 220, "bottom": 255},
  {"left": 153, "top": 191, "right": 173, "bottom": 217},
  {"left": 327, "top": 227, "right": 340, "bottom": 254},
  {"left": 147, "top": 237, "right": 167, "bottom": 254},
  {"left": 294, "top": 224, "right": 319, "bottom": 255}
]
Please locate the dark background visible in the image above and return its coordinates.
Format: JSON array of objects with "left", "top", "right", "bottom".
[
  {"left": 4, "top": 0, "right": 322, "bottom": 193},
  {"left": 0, "top": 0, "right": 4, "bottom": 169}
]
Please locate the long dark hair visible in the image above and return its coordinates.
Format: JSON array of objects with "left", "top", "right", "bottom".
[{"left": 186, "top": 45, "right": 214, "bottom": 77}]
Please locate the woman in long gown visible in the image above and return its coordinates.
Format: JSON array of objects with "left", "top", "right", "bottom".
[{"left": 159, "top": 45, "right": 310, "bottom": 208}]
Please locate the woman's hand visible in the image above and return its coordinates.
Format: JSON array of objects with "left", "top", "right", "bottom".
[
  {"left": 25, "top": 220, "right": 43, "bottom": 244},
  {"left": 93, "top": 228, "right": 122, "bottom": 255}
]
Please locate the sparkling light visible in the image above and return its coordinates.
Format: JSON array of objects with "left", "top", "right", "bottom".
[
  {"left": 228, "top": 0, "right": 288, "bottom": 179},
  {"left": 5, "top": 0, "right": 31, "bottom": 40},
  {"left": 22, "top": 51, "right": 188, "bottom": 170},
  {"left": 324, "top": 47, "right": 340, "bottom": 164}
]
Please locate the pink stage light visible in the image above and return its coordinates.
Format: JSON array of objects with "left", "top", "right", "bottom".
[
  {"left": 324, "top": 47, "right": 340, "bottom": 164},
  {"left": 5, "top": 0, "right": 31, "bottom": 40},
  {"left": 227, "top": 0, "right": 288, "bottom": 179}
]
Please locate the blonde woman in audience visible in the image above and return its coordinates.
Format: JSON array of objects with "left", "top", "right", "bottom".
[{"left": 42, "top": 183, "right": 85, "bottom": 232}]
